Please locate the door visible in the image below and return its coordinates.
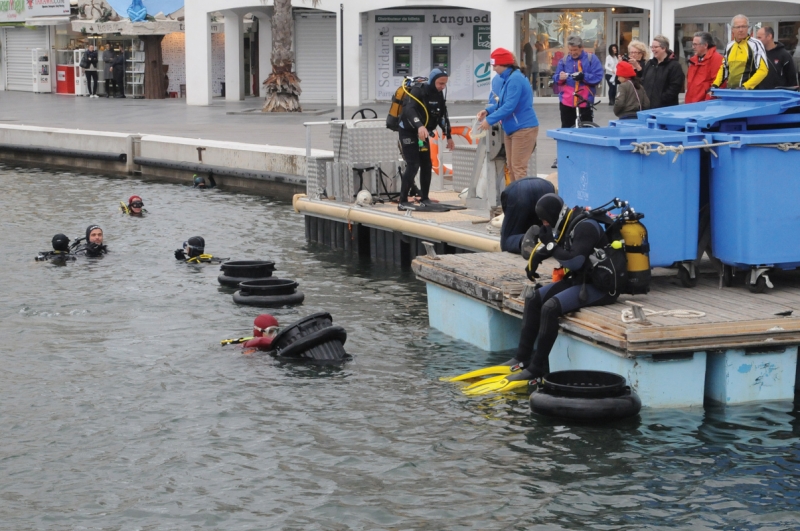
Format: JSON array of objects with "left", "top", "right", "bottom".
[
  {"left": 294, "top": 13, "right": 337, "bottom": 104},
  {"left": 4, "top": 27, "right": 48, "bottom": 91},
  {"left": 614, "top": 17, "right": 647, "bottom": 55}
]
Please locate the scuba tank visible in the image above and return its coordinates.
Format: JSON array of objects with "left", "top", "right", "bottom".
[{"left": 619, "top": 208, "right": 651, "bottom": 294}]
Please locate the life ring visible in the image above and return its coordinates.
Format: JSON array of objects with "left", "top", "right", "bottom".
[
  {"left": 431, "top": 126, "right": 473, "bottom": 176},
  {"left": 529, "top": 370, "right": 641, "bottom": 421},
  {"left": 218, "top": 260, "right": 275, "bottom": 287},
  {"left": 232, "top": 278, "right": 303, "bottom": 307},
  {"left": 270, "top": 312, "right": 350, "bottom": 365}
]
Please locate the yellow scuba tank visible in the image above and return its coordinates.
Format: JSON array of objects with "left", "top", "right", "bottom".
[{"left": 620, "top": 217, "right": 651, "bottom": 294}]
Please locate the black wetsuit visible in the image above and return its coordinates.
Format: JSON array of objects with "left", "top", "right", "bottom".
[
  {"left": 398, "top": 83, "right": 451, "bottom": 203},
  {"left": 500, "top": 177, "right": 556, "bottom": 253},
  {"left": 35, "top": 251, "right": 75, "bottom": 262},
  {"left": 517, "top": 213, "right": 618, "bottom": 378},
  {"left": 72, "top": 242, "right": 107, "bottom": 257}
]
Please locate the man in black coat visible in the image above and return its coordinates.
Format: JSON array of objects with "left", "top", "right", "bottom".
[
  {"left": 111, "top": 49, "right": 126, "bottom": 98},
  {"left": 642, "top": 35, "right": 685, "bottom": 108},
  {"left": 756, "top": 26, "right": 798, "bottom": 89}
]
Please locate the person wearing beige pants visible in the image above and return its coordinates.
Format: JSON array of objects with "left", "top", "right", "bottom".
[{"left": 477, "top": 47, "right": 541, "bottom": 182}]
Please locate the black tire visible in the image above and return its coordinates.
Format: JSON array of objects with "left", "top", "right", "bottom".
[
  {"left": 218, "top": 274, "right": 274, "bottom": 288},
  {"left": 748, "top": 274, "right": 768, "bottom": 294},
  {"left": 678, "top": 266, "right": 697, "bottom": 288},
  {"left": 530, "top": 387, "right": 642, "bottom": 421},
  {"left": 232, "top": 290, "right": 305, "bottom": 307},
  {"left": 219, "top": 260, "right": 275, "bottom": 279},
  {"left": 273, "top": 326, "right": 349, "bottom": 365},
  {"left": 722, "top": 265, "right": 734, "bottom": 288},
  {"left": 238, "top": 278, "right": 299, "bottom": 296}
]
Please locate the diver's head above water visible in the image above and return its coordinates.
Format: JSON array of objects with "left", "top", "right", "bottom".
[
  {"left": 184, "top": 236, "right": 205, "bottom": 258},
  {"left": 128, "top": 195, "right": 144, "bottom": 215},
  {"left": 52, "top": 233, "right": 70, "bottom": 252},
  {"left": 253, "top": 314, "right": 279, "bottom": 338}
]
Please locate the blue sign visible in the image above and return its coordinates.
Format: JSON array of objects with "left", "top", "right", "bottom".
[{"left": 105, "top": 0, "right": 184, "bottom": 18}]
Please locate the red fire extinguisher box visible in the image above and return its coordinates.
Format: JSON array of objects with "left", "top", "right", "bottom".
[{"left": 56, "top": 65, "right": 74, "bottom": 94}]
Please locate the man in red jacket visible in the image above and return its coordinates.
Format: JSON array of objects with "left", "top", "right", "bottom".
[{"left": 686, "top": 32, "right": 723, "bottom": 103}]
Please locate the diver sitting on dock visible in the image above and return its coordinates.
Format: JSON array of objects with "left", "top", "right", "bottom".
[
  {"left": 36, "top": 233, "right": 76, "bottom": 262},
  {"left": 174, "top": 236, "right": 225, "bottom": 264},
  {"left": 120, "top": 195, "right": 146, "bottom": 216},
  {"left": 71, "top": 225, "right": 108, "bottom": 257},
  {"left": 397, "top": 69, "right": 455, "bottom": 212},
  {"left": 500, "top": 177, "right": 555, "bottom": 257},
  {"left": 454, "top": 193, "right": 620, "bottom": 395}
]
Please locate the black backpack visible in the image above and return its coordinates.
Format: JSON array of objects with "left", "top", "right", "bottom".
[{"left": 586, "top": 214, "right": 628, "bottom": 297}]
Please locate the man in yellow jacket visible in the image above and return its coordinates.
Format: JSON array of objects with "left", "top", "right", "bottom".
[{"left": 713, "top": 14, "right": 769, "bottom": 90}]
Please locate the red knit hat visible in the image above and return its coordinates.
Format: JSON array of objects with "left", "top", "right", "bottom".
[
  {"left": 490, "top": 48, "right": 515, "bottom": 66},
  {"left": 616, "top": 61, "right": 636, "bottom": 79},
  {"left": 128, "top": 195, "right": 142, "bottom": 205},
  {"left": 253, "top": 314, "right": 279, "bottom": 337}
]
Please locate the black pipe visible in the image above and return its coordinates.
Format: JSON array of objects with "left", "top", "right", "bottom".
[
  {"left": 133, "top": 157, "right": 306, "bottom": 186},
  {"left": 0, "top": 144, "right": 127, "bottom": 162}
]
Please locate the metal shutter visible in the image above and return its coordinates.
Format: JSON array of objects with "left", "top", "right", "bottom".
[
  {"left": 295, "top": 13, "right": 336, "bottom": 104},
  {"left": 4, "top": 27, "right": 48, "bottom": 92}
]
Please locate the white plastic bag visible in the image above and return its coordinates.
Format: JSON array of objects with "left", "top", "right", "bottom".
[{"left": 470, "top": 118, "right": 488, "bottom": 140}]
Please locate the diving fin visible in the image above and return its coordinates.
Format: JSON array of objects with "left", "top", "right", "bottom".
[
  {"left": 439, "top": 359, "right": 520, "bottom": 382},
  {"left": 462, "top": 378, "right": 531, "bottom": 396}
]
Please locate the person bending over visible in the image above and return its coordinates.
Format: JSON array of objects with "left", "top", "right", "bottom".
[{"left": 499, "top": 177, "right": 555, "bottom": 256}]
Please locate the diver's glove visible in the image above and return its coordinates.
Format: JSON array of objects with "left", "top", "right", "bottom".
[
  {"left": 525, "top": 244, "right": 554, "bottom": 281},
  {"left": 539, "top": 225, "right": 555, "bottom": 245},
  {"left": 174, "top": 248, "right": 186, "bottom": 260},
  {"left": 85, "top": 242, "right": 106, "bottom": 257}
]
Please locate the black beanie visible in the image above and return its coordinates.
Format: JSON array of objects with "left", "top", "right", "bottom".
[
  {"left": 52, "top": 234, "right": 70, "bottom": 252},
  {"left": 535, "top": 194, "right": 565, "bottom": 227}
]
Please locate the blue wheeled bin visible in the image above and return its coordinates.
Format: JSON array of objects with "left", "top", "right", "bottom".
[
  {"left": 710, "top": 129, "right": 800, "bottom": 293},
  {"left": 547, "top": 126, "right": 708, "bottom": 270}
]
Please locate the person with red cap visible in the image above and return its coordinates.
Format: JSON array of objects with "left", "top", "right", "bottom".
[
  {"left": 121, "top": 195, "right": 146, "bottom": 216},
  {"left": 241, "top": 314, "right": 280, "bottom": 353},
  {"left": 476, "top": 47, "right": 539, "bottom": 183},
  {"left": 613, "top": 61, "right": 650, "bottom": 119}
]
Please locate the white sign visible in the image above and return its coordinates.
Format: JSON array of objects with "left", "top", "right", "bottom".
[
  {"left": 0, "top": 0, "right": 28, "bottom": 22},
  {"left": 28, "top": 0, "right": 70, "bottom": 17}
]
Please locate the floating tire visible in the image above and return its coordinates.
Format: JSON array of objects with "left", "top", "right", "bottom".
[
  {"left": 529, "top": 370, "right": 641, "bottom": 421},
  {"left": 232, "top": 290, "right": 305, "bottom": 307},
  {"left": 233, "top": 278, "right": 304, "bottom": 307},
  {"left": 218, "top": 260, "right": 275, "bottom": 287},
  {"left": 270, "top": 312, "right": 350, "bottom": 365}
]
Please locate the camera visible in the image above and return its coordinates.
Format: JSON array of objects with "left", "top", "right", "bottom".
[
  {"left": 569, "top": 72, "right": 582, "bottom": 78},
  {"left": 622, "top": 54, "right": 630, "bottom": 62}
]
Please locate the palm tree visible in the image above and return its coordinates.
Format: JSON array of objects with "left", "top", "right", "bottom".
[{"left": 262, "top": 0, "right": 321, "bottom": 112}]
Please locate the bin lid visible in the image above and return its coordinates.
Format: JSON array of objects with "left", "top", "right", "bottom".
[
  {"left": 637, "top": 89, "right": 800, "bottom": 130},
  {"left": 547, "top": 125, "right": 708, "bottom": 150},
  {"left": 712, "top": 127, "right": 800, "bottom": 146}
]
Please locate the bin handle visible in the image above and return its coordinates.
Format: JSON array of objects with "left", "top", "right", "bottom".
[{"left": 630, "top": 138, "right": 740, "bottom": 163}]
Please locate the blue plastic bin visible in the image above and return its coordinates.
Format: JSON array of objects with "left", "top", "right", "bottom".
[
  {"left": 710, "top": 129, "right": 800, "bottom": 270},
  {"left": 548, "top": 126, "right": 708, "bottom": 267}
]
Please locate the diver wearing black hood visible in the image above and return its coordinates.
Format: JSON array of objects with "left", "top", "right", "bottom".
[
  {"left": 174, "top": 236, "right": 224, "bottom": 263},
  {"left": 36, "top": 233, "right": 76, "bottom": 262},
  {"left": 71, "top": 225, "right": 108, "bottom": 257}
]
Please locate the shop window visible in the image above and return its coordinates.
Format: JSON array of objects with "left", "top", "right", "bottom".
[
  {"left": 675, "top": 23, "right": 703, "bottom": 73},
  {"left": 518, "top": 9, "right": 606, "bottom": 98}
]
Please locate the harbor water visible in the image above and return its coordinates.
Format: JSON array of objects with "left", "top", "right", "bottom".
[{"left": 2, "top": 164, "right": 799, "bottom": 530}]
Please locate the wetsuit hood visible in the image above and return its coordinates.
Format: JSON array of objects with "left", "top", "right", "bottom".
[{"left": 52, "top": 234, "right": 70, "bottom": 252}]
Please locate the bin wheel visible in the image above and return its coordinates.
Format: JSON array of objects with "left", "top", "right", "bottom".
[
  {"left": 678, "top": 266, "right": 697, "bottom": 288},
  {"left": 722, "top": 266, "right": 734, "bottom": 287},
  {"left": 748, "top": 275, "right": 768, "bottom": 294}
]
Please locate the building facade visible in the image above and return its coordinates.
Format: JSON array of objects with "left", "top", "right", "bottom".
[{"left": 182, "top": 0, "right": 800, "bottom": 106}]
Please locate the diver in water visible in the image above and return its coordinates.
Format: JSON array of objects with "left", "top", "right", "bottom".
[
  {"left": 220, "top": 314, "right": 281, "bottom": 353},
  {"left": 71, "top": 225, "right": 108, "bottom": 257},
  {"left": 174, "top": 236, "right": 225, "bottom": 263},
  {"left": 193, "top": 174, "right": 216, "bottom": 189},
  {"left": 35, "top": 233, "right": 76, "bottom": 262},
  {"left": 120, "top": 195, "right": 147, "bottom": 216}
]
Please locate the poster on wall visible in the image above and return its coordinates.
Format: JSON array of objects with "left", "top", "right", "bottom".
[
  {"left": 28, "top": 0, "right": 70, "bottom": 17},
  {"left": 0, "top": 0, "right": 28, "bottom": 22},
  {"left": 374, "top": 9, "right": 491, "bottom": 101}
]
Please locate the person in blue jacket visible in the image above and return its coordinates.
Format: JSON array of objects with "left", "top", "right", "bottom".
[
  {"left": 553, "top": 35, "right": 604, "bottom": 128},
  {"left": 476, "top": 47, "right": 540, "bottom": 182}
]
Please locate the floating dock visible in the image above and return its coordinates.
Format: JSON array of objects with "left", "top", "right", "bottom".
[{"left": 412, "top": 252, "right": 800, "bottom": 408}]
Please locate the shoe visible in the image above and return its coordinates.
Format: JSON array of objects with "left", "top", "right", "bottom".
[
  {"left": 520, "top": 224, "right": 541, "bottom": 260},
  {"left": 551, "top": 158, "right": 558, "bottom": 169}
]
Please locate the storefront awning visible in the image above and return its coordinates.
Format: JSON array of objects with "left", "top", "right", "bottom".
[{"left": 27, "top": 16, "right": 71, "bottom": 26}]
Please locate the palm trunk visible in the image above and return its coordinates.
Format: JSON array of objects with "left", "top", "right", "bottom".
[{"left": 262, "top": 0, "right": 301, "bottom": 112}]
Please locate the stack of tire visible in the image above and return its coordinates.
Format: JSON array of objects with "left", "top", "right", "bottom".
[
  {"left": 529, "top": 370, "right": 641, "bottom": 421},
  {"left": 270, "top": 312, "right": 350, "bottom": 365},
  {"left": 220, "top": 260, "right": 304, "bottom": 308},
  {"left": 218, "top": 260, "right": 276, "bottom": 288}
]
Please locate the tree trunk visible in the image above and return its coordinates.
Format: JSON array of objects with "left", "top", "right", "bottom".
[
  {"left": 262, "top": 0, "right": 301, "bottom": 112},
  {"left": 142, "top": 35, "right": 166, "bottom": 100}
]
